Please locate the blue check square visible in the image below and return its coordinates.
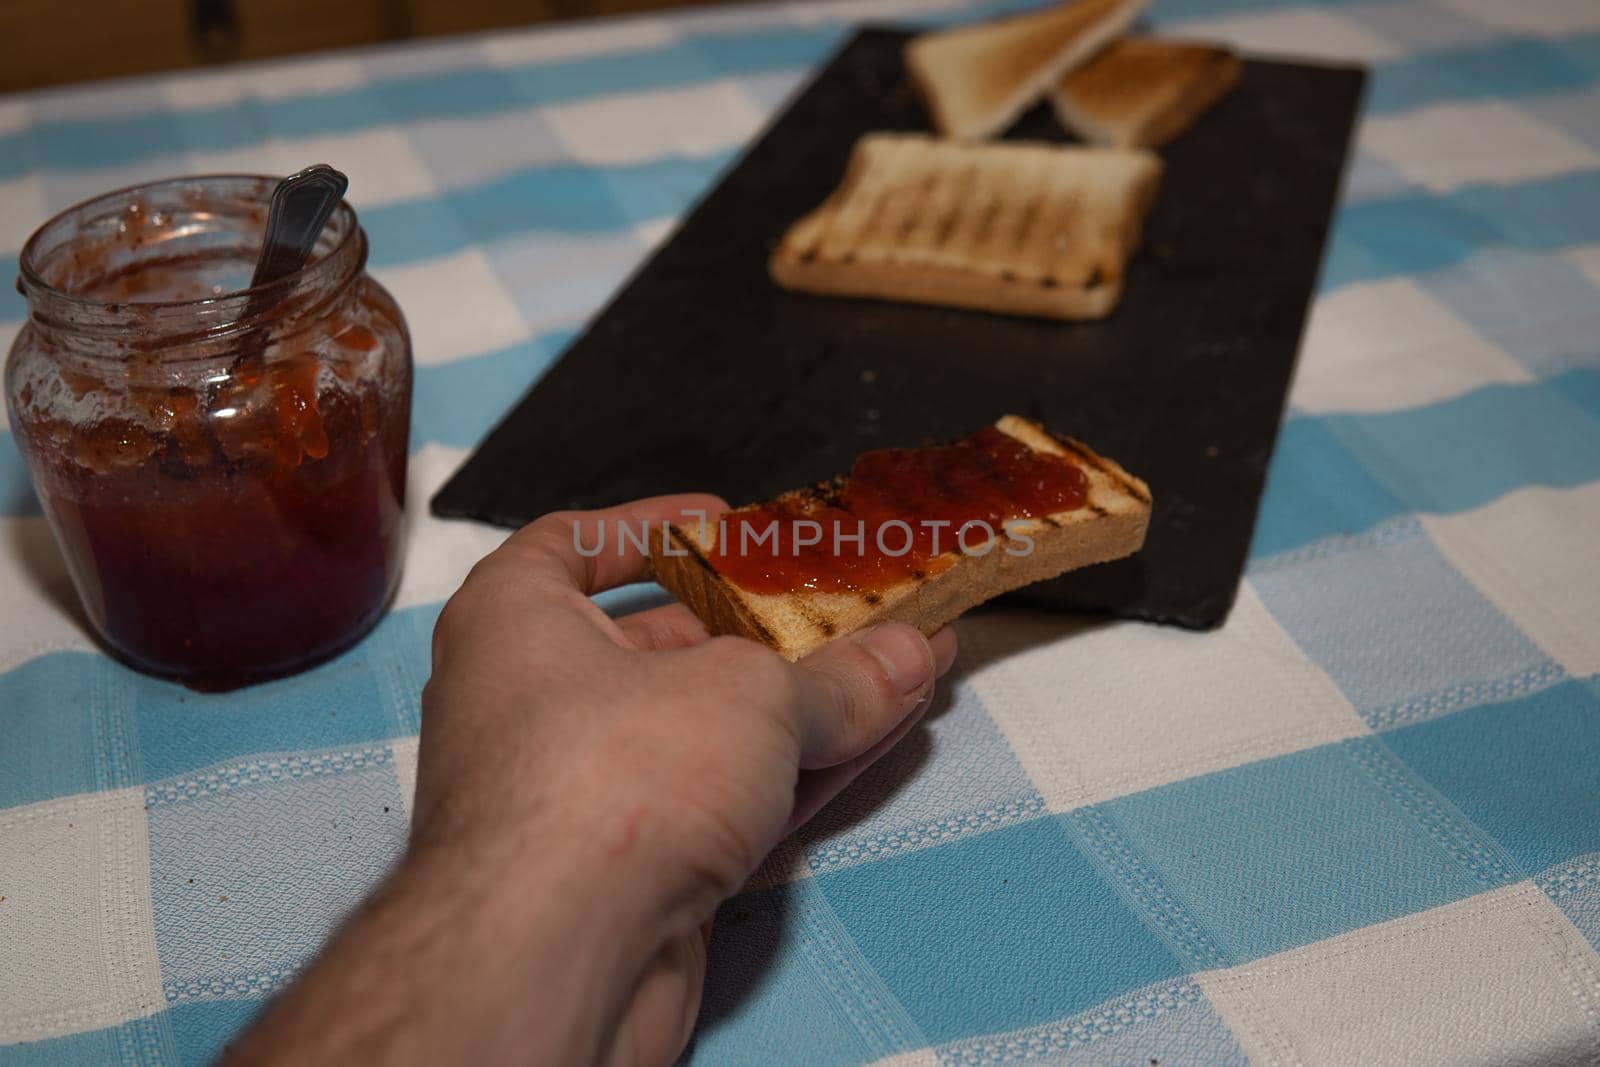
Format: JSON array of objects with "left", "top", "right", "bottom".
[
  {"left": 1252, "top": 518, "right": 1554, "bottom": 728},
  {"left": 815, "top": 815, "right": 1184, "bottom": 1045},
  {"left": 1386, "top": 678, "right": 1600, "bottom": 876},
  {"left": 1092, "top": 741, "right": 1511, "bottom": 965}
]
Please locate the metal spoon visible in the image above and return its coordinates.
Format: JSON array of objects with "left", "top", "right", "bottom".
[
  {"left": 226, "top": 164, "right": 348, "bottom": 377},
  {"left": 250, "top": 163, "right": 349, "bottom": 289}
]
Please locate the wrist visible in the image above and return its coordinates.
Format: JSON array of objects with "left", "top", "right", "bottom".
[
  {"left": 363, "top": 829, "right": 657, "bottom": 1064},
  {"left": 409, "top": 784, "right": 721, "bottom": 944},
  {"left": 403, "top": 796, "right": 682, "bottom": 966}
]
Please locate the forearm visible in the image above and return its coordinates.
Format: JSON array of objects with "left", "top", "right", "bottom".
[{"left": 223, "top": 833, "right": 658, "bottom": 1066}]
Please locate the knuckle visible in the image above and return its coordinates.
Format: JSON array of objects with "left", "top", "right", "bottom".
[
  {"left": 509, "top": 512, "right": 582, "bottom": 561},
  {"left": 794, "top": 638, "right": 906, "bottom": 765},
  {"left": 824, "top": 667, "right": 870, "bottom": 748},
  {"left": 518, "top": 510, "right": 578, "bottom": 542},
  {"left": 839, "top": 639, "right": 901, "bottom": 723},
  {"left": 430, "top": 588, "right": 478, "bottom": 665},
  {"left": 672, "top": 799, "right": 763, "bottom": 902}
]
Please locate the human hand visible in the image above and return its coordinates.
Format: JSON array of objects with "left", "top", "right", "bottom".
[
  {"left": 414, "top": 493, "right": 957, "bottom": 1066},
  {"left": 227, "top": 493, "right": 955, "bottom": 1067}
]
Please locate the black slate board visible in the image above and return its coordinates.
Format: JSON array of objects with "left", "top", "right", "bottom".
[{"left": 432, "top": 28, "right": 1366, "bottom": 629}]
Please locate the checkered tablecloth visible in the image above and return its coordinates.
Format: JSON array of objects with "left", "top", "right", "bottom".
[{"left": 3, "top": 0, "right": 1599, "bottom": 1062}]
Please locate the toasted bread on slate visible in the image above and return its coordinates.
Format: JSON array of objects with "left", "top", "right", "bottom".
[
  {"left": 1051, "top": 37, "right": 1242, "bottom": 147},
  {"left": 769, "top": 132, "right": 1162, "bottom": 320},
  {"left": 648, "top": 416, "right": 1151, "bottom": 660},
  {"left": 906, "top": 0, "right": 1149, "bottom": 141}
]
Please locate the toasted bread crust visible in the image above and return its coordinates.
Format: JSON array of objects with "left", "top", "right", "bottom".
[
  {"left": 769, "top": 134, "right": 1163, "bottom": 321},
  {"left": 1050, "top": 37, "right": 1242, "bottom": 148},
  {"left": 905, "top": 0, "right": 1149, "bottom": 141},
  {"left": 649, "top": 417, "right": 1152, "bottom": 660}
]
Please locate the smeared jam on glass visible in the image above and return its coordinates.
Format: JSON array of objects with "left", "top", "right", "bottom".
[
  {"left": 709, "top": 426, "right": 1088, "bottom": 595},
  {"left": 8, "top": 181, "right": 412, "bottom": 690}
]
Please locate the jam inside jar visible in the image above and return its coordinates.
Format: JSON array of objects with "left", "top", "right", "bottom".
[{"left": 6, "top": 176, "right": 413, "bottom": 690}]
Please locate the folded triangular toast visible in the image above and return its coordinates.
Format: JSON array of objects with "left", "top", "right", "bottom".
[
  {"left": 769, "top": 133, "right": 1162, "bottom": 320},
  {"left": 649, "top": 416, "right": 1151, "bottom": 660},
  {"left": 1050, "top": 37, "right": 1242, "bottom": 147},
  {"left": 906, "top": 0, "right": 1149, "bottom": 141}
]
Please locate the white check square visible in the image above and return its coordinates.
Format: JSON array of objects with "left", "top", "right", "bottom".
[
  {"left": 1162, "top": 9, "right": 1406, "bottom": 62},
  {"left": 0, "top": 790, "right": 164, "bottom": 1044},
  {"left": 373, "top": 249, "right": 530, "bottom": 366},
  {"left": 968, "top": 585, "right": 1366, "bottom": 812},
  {"left": 394, "top": 444, "right": 512, "bottom": 613},
  {"left": 0, "top": 100, "right": 29, "bottom": 137},
  {"left": 1197, "top": 882, "right": 1600, "bottom": 1066},
  {"left": 1422, "top": 482, "right": 1600, "bottom": 677},
  {"left": 186, "top": 128, "right": 439, "bottom": 209},
  {"left": 1362, "top": 101, "right": 1600, "bottom": 194},
  {"left": 1435, "top": 0, "right": 1600, "bottom": 37},
  {"left": 0, "top": 175, "right": 48, "bottom": 253},
  {"left": 161, "top": 57, "right": 366, "bottom": 111},
  {"left": 1564, "top": 244, "right": 1600, "bottom": 290},
  {"left": 541, "top": 81, "right": 765, "bottom": 166},
  {"left": 482, "top": 20, "right": 675, "bottom": 67},
  {"left": 1291, "top": 277, "right": 1532, "bottom": 413}
]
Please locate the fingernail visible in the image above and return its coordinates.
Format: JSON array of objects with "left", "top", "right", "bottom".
[{"left": 859, "top": 625, "right": 933, "bottom": 697}]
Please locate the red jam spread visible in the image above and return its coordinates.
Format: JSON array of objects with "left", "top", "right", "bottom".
[{"left": 708, "top": 426, "right": 1088, "bottom": 595}]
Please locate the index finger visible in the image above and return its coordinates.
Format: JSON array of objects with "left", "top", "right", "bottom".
[{"left": 499, "top": 493, "right": 727, "bottom": 596}]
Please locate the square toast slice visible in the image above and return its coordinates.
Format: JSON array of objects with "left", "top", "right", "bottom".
[
  {"left": 906, "top": 0, "right": 1149, "bottom": 141},
  {"left": 769, "top": 133, "right": 1163, "bottom": 320},
  {"left": 1050, "top": 37, "right": 1242, "bottom": 148},
  {"left": 648, "top": 416, "right": 1151, "bottom": 660}
]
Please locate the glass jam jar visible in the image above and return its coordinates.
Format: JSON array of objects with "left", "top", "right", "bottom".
[{"left": 6, "top": 176, "right": 412, "bottom": 690}]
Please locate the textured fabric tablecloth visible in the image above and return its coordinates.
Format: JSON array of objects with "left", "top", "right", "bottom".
[{"left": 3, "top": 0, "right": 1600, "bottom": 1062}]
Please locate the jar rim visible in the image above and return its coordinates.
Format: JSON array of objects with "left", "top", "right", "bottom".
[{"left": 17, "top": 172, "right": 362, "bottom": 314}]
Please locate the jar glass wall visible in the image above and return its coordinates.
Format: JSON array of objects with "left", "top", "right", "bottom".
[{"left": 6, "top": 176, "right": 412, "bottom": 689}]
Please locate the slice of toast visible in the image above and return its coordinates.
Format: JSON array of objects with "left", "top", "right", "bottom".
[
  {"left": 648, "top": 416, "right": 1151, "bottom": 661},
  {"left": 769, "top": 133, "right": 1162, "bottom": 320},
  {"left": 1050, "top": 37, "right": 1242, "bottom": 148},
  {"left": 906, "top": 0, "right": 1149, "bottom": 141}
]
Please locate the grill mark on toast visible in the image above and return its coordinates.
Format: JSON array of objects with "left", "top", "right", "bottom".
[
  {"left": 773, "top": 136, "right": 1160, "bottom": 319},
  {"left": 854, "top": 188, "right": 891, "bottom": 259},
  {"left": 971, "top": 196, "right": 1003, "bottom": 250},
  {"left": 1049, "top": 191, "right": 1081, "bottom": 280},
  {"left": 1012, "top": 190, "right": 1043, "bottom": 258},
  {"left": 818, "top": 142, "right": 900, "bottom": 264},
  {"left": 669, "top": 527, "right": 778, "bottom": 645},
  {"left": 691, "top": 508, "right": 836, "bottom": 644},
  {"left": 1051, "top": 434, "right": 1152, "bottom": 505},
  {"left": 1023, "top": 160, "right": 1072, "bottom": 280},
  {"left": 932, "top": 166, "right": 977, "bottom": 250},
  {"left": 793, "top": 597, "right": 837, "bottom": 639},
  {"left": 670, "top": 527, "right": 720, "bottom": 575},
  {"left": 894, "top": 173, "right": 941, "bottom": 244}
]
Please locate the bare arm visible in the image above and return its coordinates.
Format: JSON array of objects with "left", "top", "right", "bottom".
[{"left": 223, "top": 494, "right": 955, "bottom": 1067}]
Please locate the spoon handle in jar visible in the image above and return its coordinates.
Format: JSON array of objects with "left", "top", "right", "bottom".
[
  {"left": 251, "top": 165, "right": 350, "bottom": 288},
  {"left": 227, "top": 165, "right": 349, "bottom": 378}
]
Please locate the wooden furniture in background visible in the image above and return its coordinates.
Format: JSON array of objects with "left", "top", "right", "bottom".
[{"left": 0, "top": 0, "right": 728, "bottom": 94}]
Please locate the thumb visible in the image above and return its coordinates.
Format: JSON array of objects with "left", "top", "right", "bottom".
[{"left": 787, "top": 623, "right": 938, "bottom": 770}]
